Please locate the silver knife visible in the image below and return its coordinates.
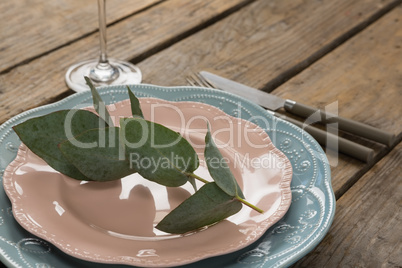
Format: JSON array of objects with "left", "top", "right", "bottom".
[
  {"left": 200, "top": 71, "right": 395, "bottom": 147},
  {"left": 199, "top": 71, "right": 376, "bottom": 162}
]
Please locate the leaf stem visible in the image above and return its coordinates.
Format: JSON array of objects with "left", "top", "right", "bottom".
[
  {"left": 236, "top": 196, "right": 264, "bottom": 214},
  {"left": 186, "top": 172, "right": 264, "bottom": 214},
  {"left": 186, "top": 172, "right": 209, "bottom": 184}
]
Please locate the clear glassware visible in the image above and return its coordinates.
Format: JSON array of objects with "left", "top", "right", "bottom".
[{"left": 65, "top": 0, "right": 141, "bottom": 93}]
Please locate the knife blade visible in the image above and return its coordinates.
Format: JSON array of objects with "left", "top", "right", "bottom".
[
  {"left": 200, "top": 71, "right": 395, "bottom": 147},
  {"left": 199, "top": 71, "right": 375, "bottom": 162}
]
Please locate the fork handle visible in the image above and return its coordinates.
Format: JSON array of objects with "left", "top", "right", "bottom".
[
  {"left": 284, "top": 100, "right": 395, "bottom": 147},
  {"left": 271, "top": 111, "right": 374, "bottom": 162}
]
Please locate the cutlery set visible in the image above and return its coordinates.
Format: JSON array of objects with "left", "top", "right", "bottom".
[{"left": 188, "top": 71, "right": 395, "bottom": 162}]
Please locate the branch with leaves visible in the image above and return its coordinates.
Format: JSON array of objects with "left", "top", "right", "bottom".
[{"left": 13, "top": 77, "right": 263, "bottom": 234}]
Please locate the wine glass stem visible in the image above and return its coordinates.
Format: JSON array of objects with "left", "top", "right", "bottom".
[
  {"left": 65, "top": 0, "right": 141, "bottom": 91},
  {"left": 98, "top": 0, "right": 108, "bottom": 64},
  {"left": 89, "top": 0, "right": 119, "bottom": 83}
]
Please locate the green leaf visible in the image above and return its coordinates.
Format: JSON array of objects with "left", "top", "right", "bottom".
[
  {"left": 127, "top": 86, "right": 144, "bottom": 118},
  {"left": 121, "top": 117, "right": 199, "bottom": 187},
  {"left": 13, "top": 110, "right": 107, "bottom": 180},
  {"left": 59, "top": 127, "right": 135, "bottom": 181},
  {"left": 204, "top": 124, "right": 245, "bottom": 198},
  {"left": 85, "top": 76, "right": 114, "bottom": 126},
  {"left": 156, "top": 182, "right": 242, "bottom": 234}
]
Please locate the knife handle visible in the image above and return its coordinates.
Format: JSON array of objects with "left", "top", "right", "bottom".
[
  {"left": 284, "top": 100, "right": 395, "bottom": 147},
  {"left": 271, "top": 112, "right": 374, "bottom": 162}
]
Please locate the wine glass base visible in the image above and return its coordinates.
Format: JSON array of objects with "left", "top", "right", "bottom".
[{"left": 65, "top": 59, "right": 142, "bottom": 93}]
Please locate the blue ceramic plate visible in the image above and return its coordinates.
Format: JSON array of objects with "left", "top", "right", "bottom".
[{"left": 0, "top": 84, "right": 335, "bottom": 268}]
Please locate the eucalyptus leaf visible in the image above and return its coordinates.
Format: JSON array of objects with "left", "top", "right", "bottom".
[
  {"left": 59, "top": 127, "right": 135, "bottom": 181},
  {"left": 13, "top": 109, "right": 107, "bottom": 180},
  {"left": 121, "top": 117, "right": 199, "bottom": 187},
  {"left": 156, "top": 182, "right": 242, "bottom": 234},
  {"left": 127, "top": 86, "right": 144, "bottom": 118},
  {"left": 85, "top": 76, "right": 114, "bottom": 126},
  {"left": 204, "top": 125, "right": 245, "bottom": 198}
]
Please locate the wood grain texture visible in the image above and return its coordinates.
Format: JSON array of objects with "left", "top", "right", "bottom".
[
  {"left": 0, "top": 0, "right": 251, "bottom": 124},
  {"left": 0, "top": 0, "right": 162, "bottom": 73},
  {"left": 272, "top": 5, "right": 402, "bottom": 198},
  {"left": 141, "top": 0, "right": 400, "bottom": 89},
  {"left": 292, "top": 141, "right": 402, "bottom": 267}
]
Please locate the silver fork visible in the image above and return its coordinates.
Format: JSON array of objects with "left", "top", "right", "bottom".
[
  {"left": 186, "top": 72, "right": 374, "bottom": 162},
  {"left": 186, "top": 73, "right": 215, "bottom": 88}
]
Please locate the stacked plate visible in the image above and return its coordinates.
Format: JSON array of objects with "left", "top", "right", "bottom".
[{"left": 0, "top": 84, "right": 335, "bottom": 268}]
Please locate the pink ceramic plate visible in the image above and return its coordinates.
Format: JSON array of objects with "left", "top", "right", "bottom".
[{"left": 3, "top": 98, "right": 292, "bottom": 267}]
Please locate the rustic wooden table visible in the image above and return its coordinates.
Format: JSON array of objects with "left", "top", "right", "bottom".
[{"left": 0, "top": 0, "right": 401, "bottom": 267}]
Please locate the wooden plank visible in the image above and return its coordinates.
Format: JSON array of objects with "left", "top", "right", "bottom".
[
  {"left": 0, "top": 0, "right": 252, "bottom": 124},
  {"left": 292, "top": 141, "right": 402, "bottom": 267},
  {"left": 0, "top": 0, "right": 162, "bottom": 73},
  {"left": 271, "top": 5, "right": 402, "bottom": 198},
  {"left": 141, "top": 0, "right": 401, "bottom": 89},
  {"left": 274, "top": 6, "right": 402, "bottom": 140}
]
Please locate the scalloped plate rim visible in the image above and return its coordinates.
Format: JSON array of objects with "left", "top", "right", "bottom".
[{"left": 0, "top": 84, "right": 335, "bottom": 268}]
